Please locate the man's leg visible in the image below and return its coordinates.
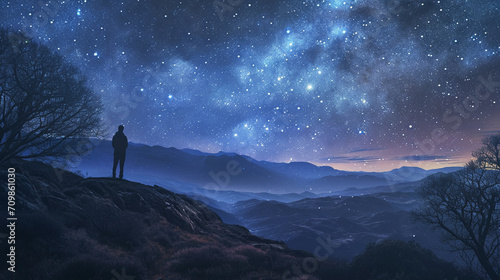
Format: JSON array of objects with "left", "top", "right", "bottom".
[
  {"left": 119, "top": 153, "right": 125, "bottom": 179},
  {"left": 112, "top": 154, "right": 119, "bottom": 178}
]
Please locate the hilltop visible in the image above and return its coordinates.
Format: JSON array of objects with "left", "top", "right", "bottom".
[{"left": 0, "top": 160, "right": 316, "bottom": 280}]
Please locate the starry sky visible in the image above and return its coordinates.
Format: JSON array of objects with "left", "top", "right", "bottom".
[{"left": 1, "top": 0, "right": 499, "bottom": 171}]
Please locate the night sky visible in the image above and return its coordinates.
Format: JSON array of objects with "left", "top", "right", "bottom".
[{"left": 1, "top": 0, "right": 499, "bottom": 171}]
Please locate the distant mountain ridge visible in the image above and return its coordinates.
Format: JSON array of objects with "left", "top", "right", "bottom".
[{"left": 70, "top": 140, "right": 461, "bottom": 201}]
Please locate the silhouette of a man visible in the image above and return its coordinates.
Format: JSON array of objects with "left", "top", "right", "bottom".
[{"left": 112, "top": 125, "right": 128, "bottom": 179}]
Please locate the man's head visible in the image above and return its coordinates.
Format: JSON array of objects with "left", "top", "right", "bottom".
[{"left": 118, "top": 125, "right": 124, "bottom": 132}]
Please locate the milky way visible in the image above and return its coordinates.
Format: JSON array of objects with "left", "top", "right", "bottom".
[{"left": 1, "top": 0, "right": 499, "bottom": 171}]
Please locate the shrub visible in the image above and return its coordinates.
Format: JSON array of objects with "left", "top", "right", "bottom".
[
  {"left": 52, "top": 255, "right": 145, "bottom": 280},
  {"left": 232, "top": 245, "right": 267, "bottom": 267},
  {"left": 168, "top": 245, "right": 251, "bottom": 280},
  {"left": 17, "top": 211, "right": 64, "bottom": 240},
  {"left": 350, "top": 240, "right": 467, "bottom": 280}
]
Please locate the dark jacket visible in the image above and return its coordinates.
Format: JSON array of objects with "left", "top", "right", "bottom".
[{"left": 112, "top": 132, "right": 128, "bottom": 153}]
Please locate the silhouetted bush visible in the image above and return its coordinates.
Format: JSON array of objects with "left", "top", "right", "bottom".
[
  {"left": 169, "top": 245, "right": 266, "bottom": 279},
  {"left": 268, "top": 250, "right": 298, "bottom": 271},
  {"left": 62, "top": 229, "right": 111, "bottom": 258},
  {"left": 86, "top": 205, "right": 145, "bottom": 249},
  {"left": 350, "top": 240, "right": 469, "bottom": 280},
  {"left": 133, "top": 243, "right": 165, "bottom": 275},
  {"left": 151, "top": 227, "right": 177, "bottom": 248},
  {"left": 17, "top": 211, "right": 64, "bottom": 240},
  {"left": 15, "top": 212, "right": 65, "bottom": 270},
  {"left": 232, "top": 245, "right": 267, "bottom": 266},
  {"left": 52, "top": 255, "right": 145, "bottom": 280},
  {"left": 169, "top": 246, "right": 228, "bottom": 271},
  {"left": 315, "top": 260, "right": 350, "bottom": 280}
]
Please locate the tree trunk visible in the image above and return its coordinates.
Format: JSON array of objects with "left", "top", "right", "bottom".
[{"left": 477, "top": 252, "right": 500, "bottom": 280}]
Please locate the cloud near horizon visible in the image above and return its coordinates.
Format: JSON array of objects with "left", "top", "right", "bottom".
[
  {"left": 319, "top": 156, "right": 382, "bottom": 163},
  {"left": 392, "top": 155, "right": 465, "bottom": 166}
]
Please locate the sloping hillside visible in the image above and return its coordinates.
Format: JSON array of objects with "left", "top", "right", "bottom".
[{"left": 0, "top": 160, "right": 319, "bottom": 280}]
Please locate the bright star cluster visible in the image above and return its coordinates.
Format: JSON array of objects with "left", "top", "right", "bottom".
[{"left": 1, "top": 0, "right": 499, "bottom": 171}]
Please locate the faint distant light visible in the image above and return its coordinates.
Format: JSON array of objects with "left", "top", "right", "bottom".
[
  {"left": 286, "top": 29, "right": 291, "bottom": 34},
  {"left": 93, "top": 52, "right": 98, "bottom": 57},
  {"left": 234, "top": 133, "right": 238, "bottom": 137},
  {"left": 409, "top": 124, "right": 413, "bottom": 128},
  {"left": 140, "top": 88, "right": 144, "bottom": 92},
  {"left": 168, "top": 94, "right": 173, "bottom": 99},
  {"left": 77, "top": 8, "right": 81, "bottom": 16},
  {"left": 358, "top": 130, "right": 366, "bottom": 135},
  {"left": 306, "top": 84, "right": 313, "bottom": 90}
]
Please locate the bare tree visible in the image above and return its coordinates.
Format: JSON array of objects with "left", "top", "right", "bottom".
[
  {"left": 474, "top": 134, "right": 500, "bottom": 171},
  {"left": 414, "top": 136, "right": 500, "bottom": 279},
  {"left": 0, "top": 29, "right": 103, "bottom": 165}
]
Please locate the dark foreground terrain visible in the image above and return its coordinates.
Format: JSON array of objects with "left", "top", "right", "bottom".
[{"left": 0, "top": 160, "right": 475, "bottom": 280}]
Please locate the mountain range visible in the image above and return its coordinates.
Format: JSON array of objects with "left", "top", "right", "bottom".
[
  {"left": 70, "top": 140, "right": 461, "bottom": 202},
  {"left": 62, "top": 140, "right": 466, "bottom": 263}
]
